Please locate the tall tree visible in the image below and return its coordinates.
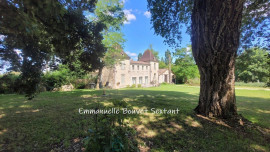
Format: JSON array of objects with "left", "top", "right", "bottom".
[
  {"left": 90, "top": 0, "right": 125, "bottom": 89},
  {"left": 138, "top": 53, "right": 143, "bottom": 61},
  {"left": 165, "top": 49, "right": 172, "bottom": 82},
  {"left": 148, "top": 44, "right": 159, "bottom": 61},
  {"left": 148, "top": 0, "right": 270, "bottom": 118},
  {"left": 164, "top": 50, "right": 172, "bottom": 65},
  {"left": 0, "top": 0, "right": 106, "bottom": 99},
  {"left": 172, "top": 47, "right": 199, "bottom": 83}
]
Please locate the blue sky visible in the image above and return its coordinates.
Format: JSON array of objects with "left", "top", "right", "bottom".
[{"left": 121, "top": 0, "right": 191, "bottom": 60}]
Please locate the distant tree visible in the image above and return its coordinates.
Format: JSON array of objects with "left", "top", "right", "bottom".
[
  {"left": 159, "top": 60, "right": 167, "bottom": 69},
  {"left": 236, "top": 48, "right": 269, "bottom": 83},
  {"left": 172, "top": 47, "right": 199, "bottom": 83},
  {"left": 0, "top": 0, "right": 106, "bottom": 99},
  {"left": 148, "top": 0, "right": 270, "bottom": 118},
  {"left": 148, "top": 44, "right": 159, "bottom": 61},
  {"left": 138, "top": 53, "right": 143, "bottom": 61},
  {"left": 267, "top": 53, "right": 270, "bottom": 87},
  {"left": 165, "top": 50, "right": 172, "bottom": 65},
  {"left": 91, "top": 0, "right": 125, "bottom": 89}
]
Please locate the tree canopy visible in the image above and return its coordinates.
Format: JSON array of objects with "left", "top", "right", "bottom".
[
  {"left": 172, "top": 47, "right": 199, "bottom": 83},
  {"left": 236, "top": 48, "right": 269, "bottom": 83},
  {"left": 147, "top": 0, "right": 270, "bottom": 50},
  {"left": 92, "top": 0, "right": 126, "bottom": 67},
  {"left": 0, "top": 0, "right": 106, "bottom": 99}
]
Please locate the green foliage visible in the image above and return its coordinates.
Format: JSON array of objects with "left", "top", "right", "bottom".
[
  {"left": 159, "top": 60, "right": 167, "bottom": 69},
  {"left": 186, "top": 78, "right": 200, "bottom": 86},
  {"left": 0, "top": 72, "right": 20, "bottom": 94},
  {"left": 147, "top": 0, "right": 270, "bottom": 49},
  {"left": 42, "top": 65, "right": 73, "bottom": 91},
  {"left": 172, "top": 47, "right": 199, "bottom": 83},
  {"left": 84, "top": 100, "right": 138, "bottom": 152},
  {"left": 235, "top": 82, "right": 266, "bottom": 88},
  {"left": 0, "top": 0, "right": 106, "bottom": 99},
  {"left": 131, "top": 84, "right": 136, "bottom": 88},
  {"left": 165, "top": 49, "right": 172, "bottom": 65},
  {"left": 92, "top": 0, "right": 126, "bottom": 67},
  {"left": 137, "top": 84, "right": 142, "bottom": 88},
  {"left": 266, "top": 53, "right": 270, "bottom": 87},
  {"left": 148, "top": 44, "right": 159, "bottom": 61},
  {"left": 236, "top": 48, "right": 268, "bottom": 83},
  {"left": 137, "top": 53, "right": 143, "bottom": 61}
]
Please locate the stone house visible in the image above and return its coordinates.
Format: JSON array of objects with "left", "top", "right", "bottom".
[
  {"left": 101, "top": 49, "right": 174, "bottom": 89},
  {"left": 158, "top": 68, "right": 174, "bottom": 84}
]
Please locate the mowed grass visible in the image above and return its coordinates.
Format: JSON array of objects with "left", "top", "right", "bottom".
[{"left": 0, "top": 85, "right": 269, "bottom": 151}]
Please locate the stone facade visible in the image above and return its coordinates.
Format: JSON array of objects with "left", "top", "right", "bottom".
[
  {"left": 158, "top": 69, "right": 174, "bottom": 84},
  {"left": 101, "top": 50, "right": 173, "bottom": 89}
]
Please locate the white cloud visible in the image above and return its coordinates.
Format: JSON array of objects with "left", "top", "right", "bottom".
[
  {"left": 123, "top": 9, "right": 136, "bottom": 24},
  {"left": 144, "top": 11, "right": 151, "bottom": 18},
  {"left": 125, "top": 51, "right": 137, "bottom": 57}
]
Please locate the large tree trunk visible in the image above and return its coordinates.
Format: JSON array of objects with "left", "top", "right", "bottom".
[{"left": 191, "top": 0, "right": 244, "bottom": 118}]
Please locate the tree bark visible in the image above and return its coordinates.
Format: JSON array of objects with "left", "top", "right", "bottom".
[
  {"left": 191, "top": 0, "right": 244, "bottom": 118},
  {"left": 96, "top": 66, "right": 103, "bottom": 90}
]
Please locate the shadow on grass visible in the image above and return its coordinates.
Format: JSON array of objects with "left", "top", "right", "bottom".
[{"left": 0, "top": 88, "right": 269, "bottom": 151}]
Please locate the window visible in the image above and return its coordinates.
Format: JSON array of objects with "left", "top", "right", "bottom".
[
  {"left": 145, "top": 76, "right": 148, "bottom": 84},
  {"left": 132, "top": 77, "right": 136, "bottom": 84},
  {"left": 121, "top": 74, "right": 125, "bottom": 84},
  {"left": 142, "top": 66, "right": 144, "bottom": 70},
  {"left": 132, "top": 65, "right": 134, "bottom": 70},
  {"left": 146, "top": 66, "right": 148, "bottom": 70},
  {"left": 139, "top": 77, "right": 142, "bottom": 84},
  {"left": 137, "top": 65, "right": 139, "bottom": 70},
  {"left": 154, "top": 73, "right": 156, "bottom": 80},
  {"left": 154, "top": 63, "right": 156, "bottom": 70},
  {"left": 121, "top": 62, "right": 125, "bottom": 70}
]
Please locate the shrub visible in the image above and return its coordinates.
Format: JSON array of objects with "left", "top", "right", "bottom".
[
  {"left": 0, "top": 72, "right": 20, "bottom": 94},
  {"left": 137, "top": 84, "right": 142, "bottom": 88},
  {"left": 84, "top": 100, "right": 138, "bottom": 152},
  {"left": 186, "top": 78, "right": 200, "bottom": 86},
  {"left": 126, "top": 85, "right": 130, "bottom": 88},
  {"left": 235, "top": 82, "right": 266, "bottom": 87},
  {"left": 161, "top": 82, "right": 169, "bottom": 85},
  {"left": 131, "top": 84, "right": 136, "bottom": 88},
  {"left": 42, "top": 65, "right": 72, "bottom": 91}
]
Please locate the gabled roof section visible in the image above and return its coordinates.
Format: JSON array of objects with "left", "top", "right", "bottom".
[
  {"left": 158, "top": 69, "right": 174, "bottom": 75},
  {"left": 120, "top": 51, "right": 130, "bottom": 60},
  {"left": 139, "top": 49, "right": 158, "bottom": 62},
  {"left": 110, "top": 44, "right": 130, "bottom": 60}
]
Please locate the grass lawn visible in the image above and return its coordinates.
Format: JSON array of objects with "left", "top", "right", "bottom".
[{"left": 0, "top": 84, "right": 269, "bottom": 151}]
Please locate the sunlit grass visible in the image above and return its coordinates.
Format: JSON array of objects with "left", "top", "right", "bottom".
[{"left": 0, "top": 85, "right": 269, "bottom": 151}]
